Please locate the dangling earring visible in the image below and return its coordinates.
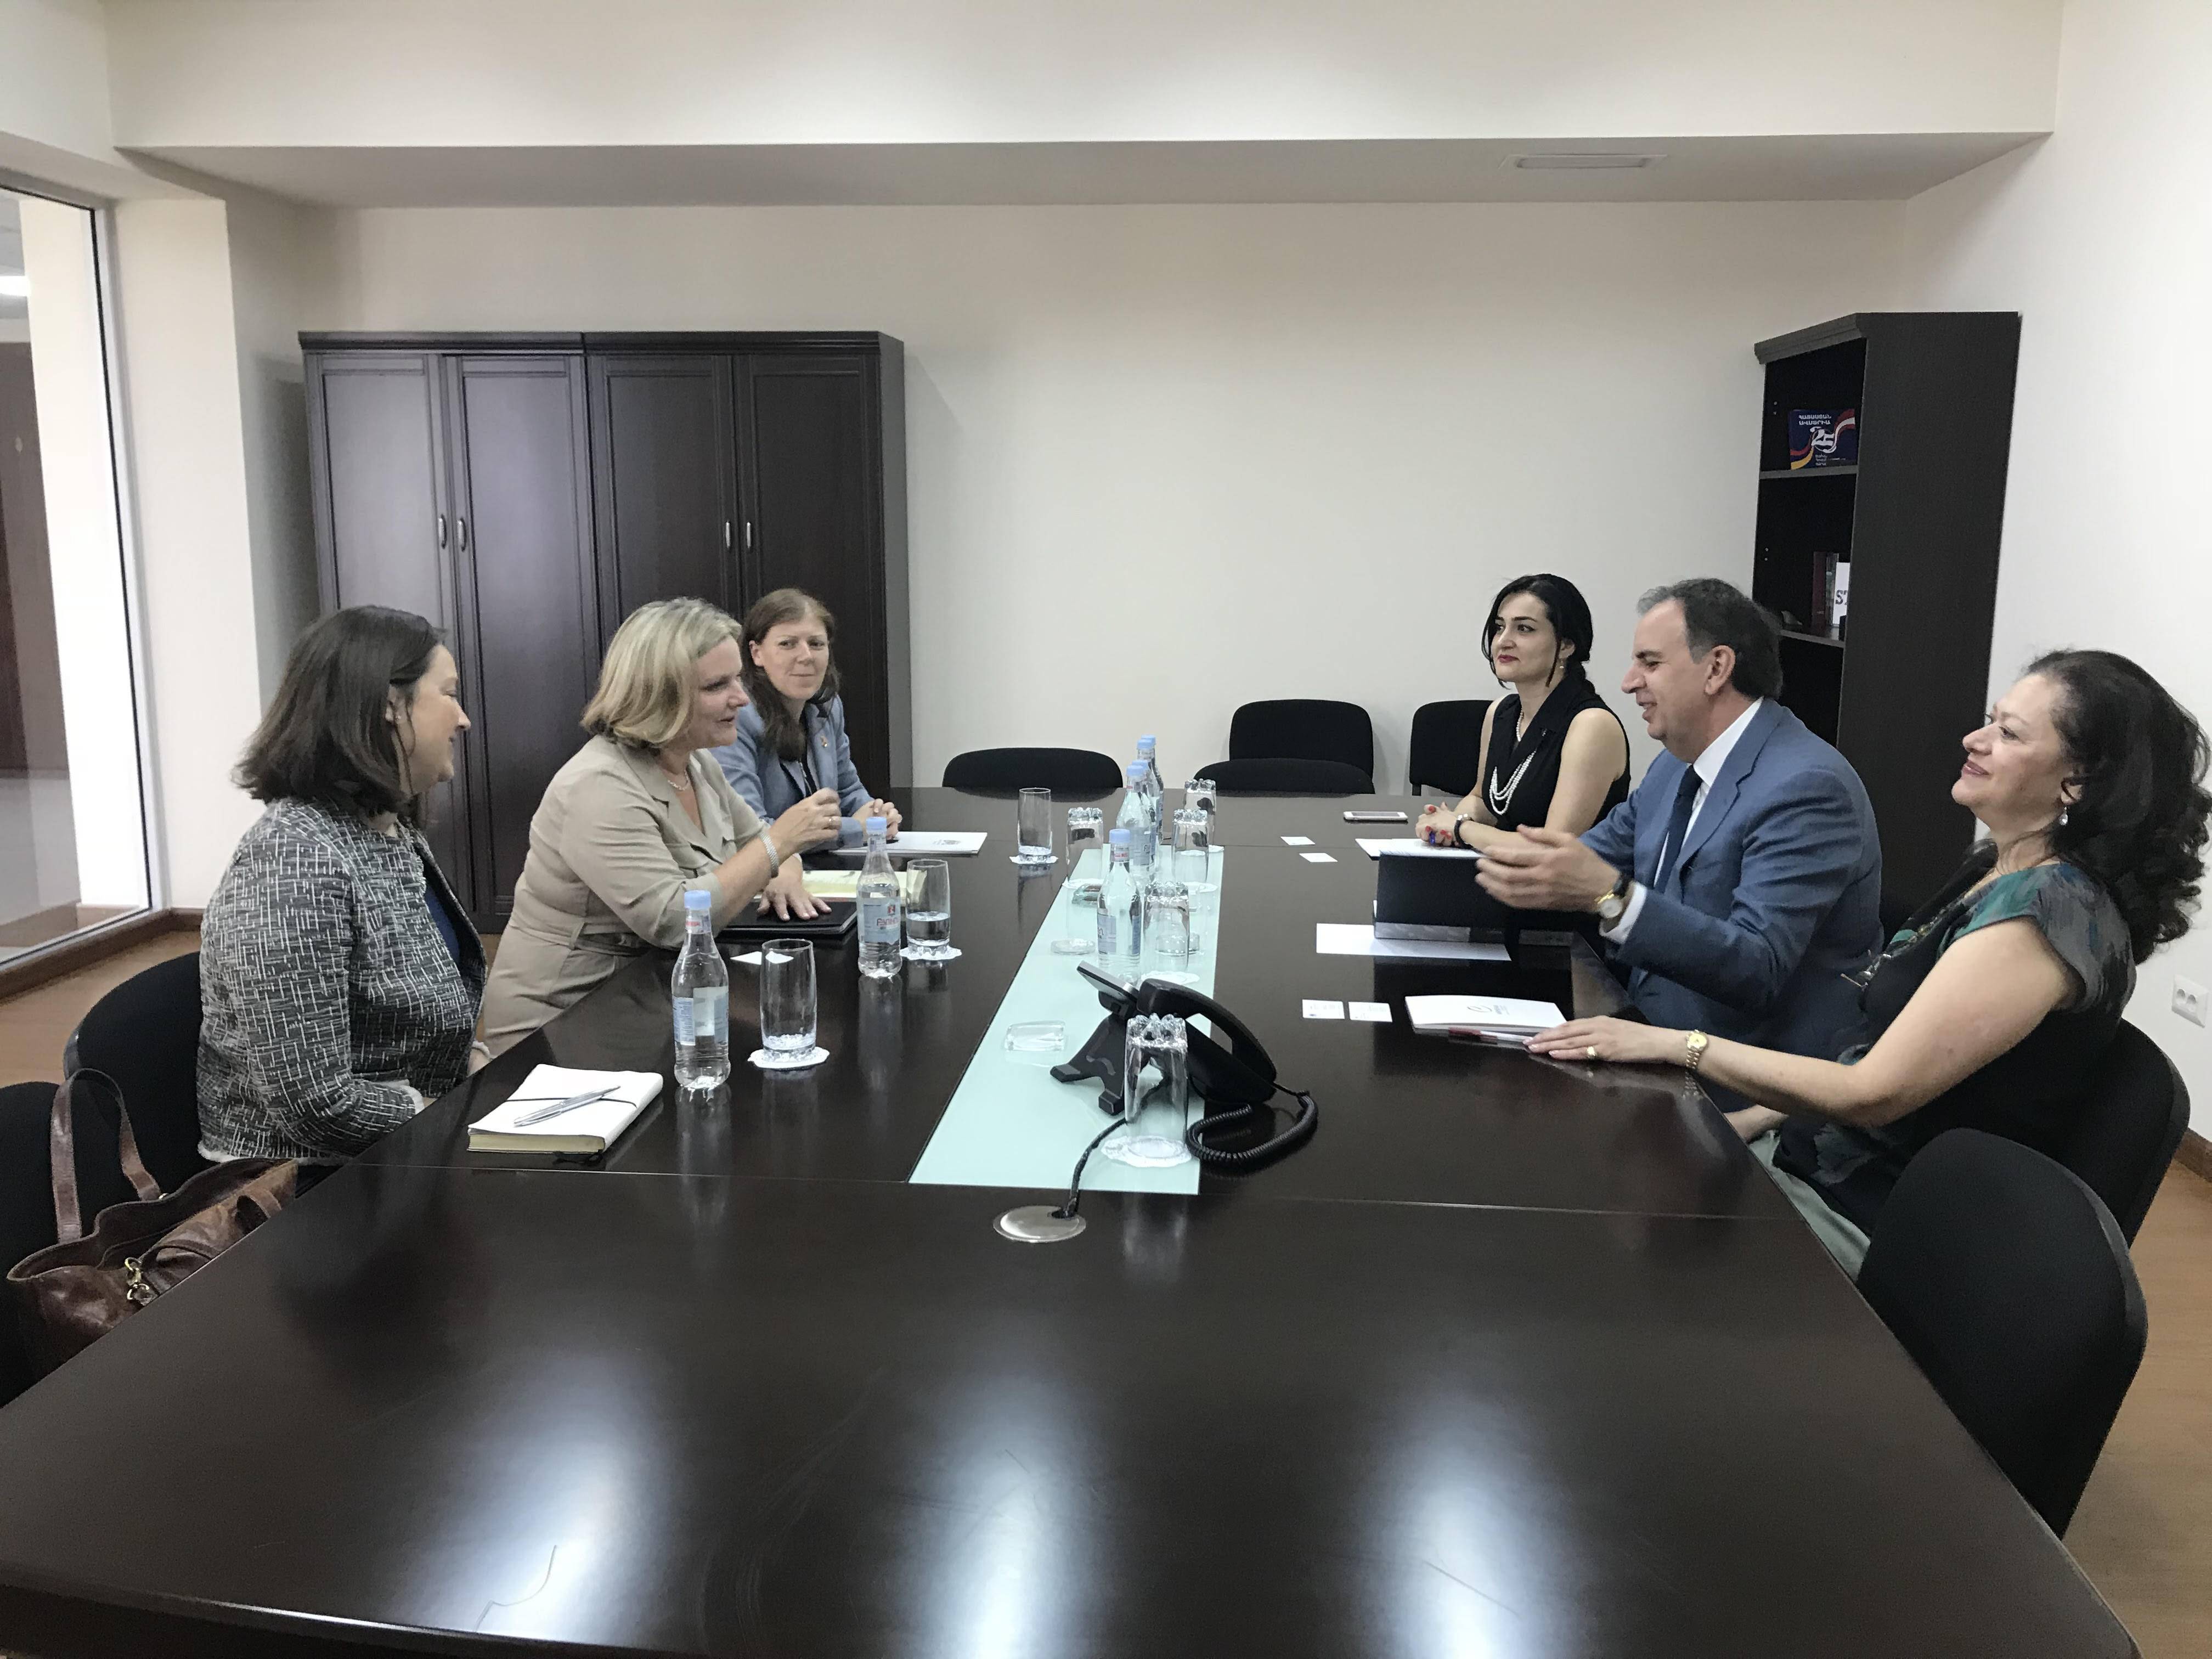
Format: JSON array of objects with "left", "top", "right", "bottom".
[{"left": 2057, "top": 806, "right": 2070, "bottom": 829}]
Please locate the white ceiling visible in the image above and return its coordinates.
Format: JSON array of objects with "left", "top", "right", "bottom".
[{"left": 131, "top": 133, "right": 2042, "bottom": 210}]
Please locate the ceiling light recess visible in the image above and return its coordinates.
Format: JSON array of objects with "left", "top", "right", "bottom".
[{"left": 1509, "top": 153, "right": 1664, "bottom": 171}]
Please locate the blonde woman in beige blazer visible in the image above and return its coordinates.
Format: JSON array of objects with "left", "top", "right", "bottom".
[{"left": 481, "top": 598, "right": 843, "bottom": 1053}]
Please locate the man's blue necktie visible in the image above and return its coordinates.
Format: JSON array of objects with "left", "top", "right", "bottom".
[{"left": 1652, "top": 765, "right": 1702, "bottom": 893}]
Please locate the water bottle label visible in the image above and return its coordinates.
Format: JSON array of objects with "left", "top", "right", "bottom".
[
  {"left": 673, "top": 995, "right": 696, "bottom": 1045},
  {"left": 860, "top": 898, "right": 901, "bottom": 944},
  {"left": 693, "top": 987, "right": 727, "bottom": 1041}
]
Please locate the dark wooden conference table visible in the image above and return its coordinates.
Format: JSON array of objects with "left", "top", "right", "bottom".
[{"left": 0, "top": 789, "right": 2134, "bottom": 1657}]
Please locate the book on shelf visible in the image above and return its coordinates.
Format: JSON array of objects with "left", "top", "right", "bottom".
[{"left": 1788, "top": 409, "right": 1859, "bottom": 469}]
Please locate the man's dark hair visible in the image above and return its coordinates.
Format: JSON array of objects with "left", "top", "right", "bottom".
[
  {"left": 1637, "top": 578, "right": 1784, "bottom": 700},
  {"left": 235, "top": 606, "right": 444, "bottom": 821}
]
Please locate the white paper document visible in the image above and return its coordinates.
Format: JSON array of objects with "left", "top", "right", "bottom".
[
  {"left": 1301, "top": 851, "right": 1337, "bottom": 864},
  {"left": 1404, "top": 995, "right": 1566, "bottom": 1036},
  {"left": 1315, "top": 922, "right": 1509, "bottom": 962},
  {"left": 834, "top": 831, "right": 988, "bottom": 857},
  {"left": 1282, "top": 835, "right": 1316, "bottom": 846},
  {"left": 1348, "top": 1001, "right": 1392, "bottom": 1023},
  {"left": 1302, "top": 1000, "right": 1346, "bottom": 1019},
  {"left": 1356, "top": 838, "right": 1485, "bottom": 861}
]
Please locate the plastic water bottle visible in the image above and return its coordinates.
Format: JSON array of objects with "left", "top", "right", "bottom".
[
  {"left": 671, "top": 888, "right": 730, "bottom": 1088},
  {"left": 857, "top": 815, "right": 902, "bottom": 980},
  {"left": 1098, "top": 828, "right": 1143, "bottom": 978},
  {"left": 1116, "top": 764, "right": 1158, "bottom": 879},
  {"left": 1136, "top": 735, "right": 1169, "bottom": 856}
]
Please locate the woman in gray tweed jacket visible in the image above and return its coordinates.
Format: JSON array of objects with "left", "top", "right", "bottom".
[{"left": 197, "top": 608, "right": 487, "bottom": 1165}]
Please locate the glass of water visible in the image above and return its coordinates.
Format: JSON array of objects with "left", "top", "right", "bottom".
[
  {"left": 1065, "top": 806, "right": 1105, "bottom": 895},
  {"left": 1184, "top": 777, "right": 1218, "bottom": 839},
  {"left": 755, "top": 939, "right": 821, "bottom": 1068},
  {"left": 1171, "top": 807, "right": 1215, "bottom": 894},
  {"left": 1015, "top": 787, "right": 1054, "bottom": 865},
  {"left": 901, "top": 859, "right": 958, "bottom": 961},
  {"left": 1142, "top": 882, "right": 1195, "bottom": 983},
  {"left": 1106, "top": 1013, "right": 1192, "bottom": 1167}
]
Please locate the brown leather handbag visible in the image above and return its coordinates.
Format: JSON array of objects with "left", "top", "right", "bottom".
[{"left": 5, "top": 1071, "right": 296, "bottom": 1377}]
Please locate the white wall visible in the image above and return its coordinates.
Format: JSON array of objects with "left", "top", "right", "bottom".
[
  {"left": 109, "top": 196, "right": 267, "bottom": 907},
  {"left": 104, "top": 0, "right": 2058, "bottom": 148},
  {"left": 340, "top": 200, "right": 1901, "bottom": 790},
  {"left": 1900, "top": 0, "right": 2212, "bottom": 1128},
  {"left": 18, "top": 195, "right": 149, "bottom": 909},
  {"left": 223, "top": 188, "right": 340, "bottom": 698}
]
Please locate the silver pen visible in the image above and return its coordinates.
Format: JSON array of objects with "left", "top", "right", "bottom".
[{"left": 506, "top": 1085, "right": 620, "bottom": 1127}]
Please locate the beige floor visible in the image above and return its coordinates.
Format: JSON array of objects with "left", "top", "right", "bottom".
[{"left": 1, "top": 933, "right": 2207, "bottom": 1652}]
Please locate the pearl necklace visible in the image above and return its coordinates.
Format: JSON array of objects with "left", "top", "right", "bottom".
[{"left": 1486, "top": 748, "right": 1538, "bottom": 816}]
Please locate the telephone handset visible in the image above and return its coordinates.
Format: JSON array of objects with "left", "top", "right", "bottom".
[{"left": 1054, "top": 963, "right": 1318, "bottom": 1167}]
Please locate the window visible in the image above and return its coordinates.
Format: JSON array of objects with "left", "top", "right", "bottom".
[{"left": 0, "top": 189, "right": 151, "bottom": 963}]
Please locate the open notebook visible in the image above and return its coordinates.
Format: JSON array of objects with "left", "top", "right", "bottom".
[{"left": 467, "top": 1065, "right": 663, "bottom": 1155}]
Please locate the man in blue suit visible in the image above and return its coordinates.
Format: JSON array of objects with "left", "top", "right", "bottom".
[{"left": 1477, "top": 578, "right": 1881, "bottom": 1073}]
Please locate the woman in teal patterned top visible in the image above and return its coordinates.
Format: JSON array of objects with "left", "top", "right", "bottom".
[{"left": 1525, "top": 650, "right": 2210, "bottom": 1272}]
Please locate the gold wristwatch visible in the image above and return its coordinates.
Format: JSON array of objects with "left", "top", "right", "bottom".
[
  {"left": 1593, "top": 868, "right": 1632, "bottom": 923},
  {"left": 1684, "top": 1030, "right": 1709, "bottom": 1073}
]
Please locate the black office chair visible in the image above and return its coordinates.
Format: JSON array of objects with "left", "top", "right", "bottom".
[
  {"left": 942, "top": 747, "right": 1124, "bottom": 796},
  {"left": 1203, "top": 758, "right": 1374, "bottom": 795},
  {"left": 1228, "top": 699, "right": 1375, "bottom": 780},
  {"left": 0, "top": 1079, "right": 140, "bottom": 1405},
  {"left": 1857, "top": 1128, "right": 2146, "bottom": 1536},
  {"left": 1408, "top": 699, "right": 1492, "bottom": 797},
  {"left": 2055, "top": 1020, "right": 2189, "bottom": 1243},
  {"left": 63, "top": 951, "right": 208, "bottom": 1194}
]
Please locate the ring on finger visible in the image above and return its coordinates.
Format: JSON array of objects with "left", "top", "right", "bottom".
[{"left": 1585, "top": 1044, "right": 1599, "bottom": 1060}]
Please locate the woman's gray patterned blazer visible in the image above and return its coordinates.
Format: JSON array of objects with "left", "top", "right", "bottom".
[{"left": 196, "top": 798, "right": 486, "bottom": 1163}]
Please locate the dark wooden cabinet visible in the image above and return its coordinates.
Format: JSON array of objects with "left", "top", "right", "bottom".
[
  {"left": 304, "top": 349, "right": 475, "bottom": 906},
  {"left": 304, "top": 331, "right": 910, "bottom": 931},
  {"left": 443, "top": 355, "right": 598, "bottom": 923},
  {"left": 1751, "top": 312, "right": 2020, "bottom": 927},
  {"left": 588, "top": 353, "right": 739, "bottom": 627}
]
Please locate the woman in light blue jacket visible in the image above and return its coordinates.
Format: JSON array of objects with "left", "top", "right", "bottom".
[{"left": 714, "top": 588, "right": 900, "bottom": 849}]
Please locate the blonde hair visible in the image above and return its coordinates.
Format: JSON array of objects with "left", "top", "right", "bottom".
[{"left": 582, "top": 597, "right": 744, "bottom": 750}]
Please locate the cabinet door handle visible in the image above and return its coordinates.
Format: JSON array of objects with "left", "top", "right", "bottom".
[
  {"left": 723, "top": 521, "right": 732, "bottom": 550},
  {"left": 744, "top": 521, "right": 755, "bottom": 550},
  {"left": 458, "top": 517, "right": 470, "bottom": 552},
  {"left": 436, "top": 513, "right": 448, "bottom": 548}
]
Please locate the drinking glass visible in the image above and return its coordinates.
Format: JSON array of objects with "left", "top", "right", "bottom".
[
  {"left": 901, "top": 859, "right": 958, "bottom": 961},
  {"left": 1171, "top": 807, "right": 1215, "bottom": 894},
  {"left": 1065, "top": 806, "right": 1105, "bottom": 896},
  {"left": 1142, "top": 881, "right": 1195, "bottom": 983},
  {"left": 756, "top": 939, "right": 821, "bottom": 1067},
  {"left": 1184, "top": 777, "right": 1219, "bottom": 839},
  {"left": 1106, "top": 1013, "right": 1192, "bottom": 1167},
  {"left": 1015, "top": 787, "right": 1055, "bottom": 865}
]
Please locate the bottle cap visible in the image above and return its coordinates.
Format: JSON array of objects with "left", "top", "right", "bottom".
[
  {"left": 1138, "top": 735, "right": 1156, "bottom": 749},
  {"left": 684, "top": 887, "right": 713, "bottom": 911},
  {"left": 1109, "top": 828, "right": 1131, "bottom": 846},
  {"left": 1126, "top": 764, "right": 1146, "bottom": 784},
  {"left": 866, "top": 815, "right": 887, "bottom": 834}
]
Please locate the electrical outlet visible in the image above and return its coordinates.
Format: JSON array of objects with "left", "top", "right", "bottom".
[{"left": 2173, "top": 976, "right": 2207, "bottom": 1028}]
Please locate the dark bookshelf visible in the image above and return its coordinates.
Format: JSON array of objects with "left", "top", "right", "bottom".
[{"left": 1751, "top": 312, "right": 2021, "bottom": 927}]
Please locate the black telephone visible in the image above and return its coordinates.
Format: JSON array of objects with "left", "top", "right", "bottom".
[{"left": 1053, "top": 963, "right": 1318, "bottom": 1168}]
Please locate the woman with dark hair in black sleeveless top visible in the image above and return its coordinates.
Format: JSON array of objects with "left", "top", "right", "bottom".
[{"left": 1416, "top": 573, "right": 1630, "bottom": 851}]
